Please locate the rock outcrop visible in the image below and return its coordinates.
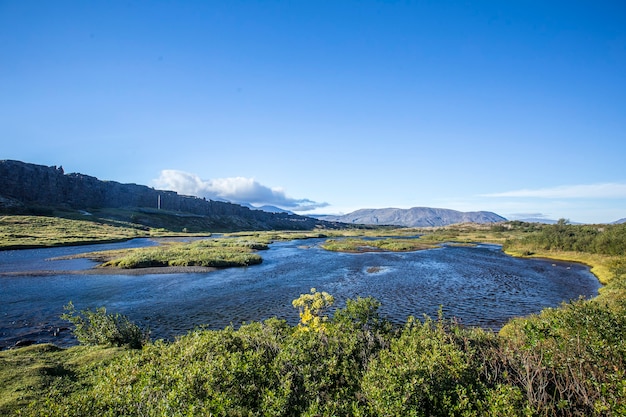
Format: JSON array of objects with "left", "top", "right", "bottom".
[{"left": 0, "top": 160, "right": 339, "bottom": 231}]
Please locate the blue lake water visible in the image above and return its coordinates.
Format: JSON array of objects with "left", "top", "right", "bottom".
[{"left": 0, "top": 238, "right": 601, "bottom": 348}]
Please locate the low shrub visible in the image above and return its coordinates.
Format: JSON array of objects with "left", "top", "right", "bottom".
[
  {"left": 17, "top": 290, "right": 626, "bottom": 416},
  {"left": 61, "top": 302, "right": 148, "bottom": 349}
]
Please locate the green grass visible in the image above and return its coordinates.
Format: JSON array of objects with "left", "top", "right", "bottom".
[
  {"left": 321, "top": 237, "right": 439, "bottom": 252},
  {"left": 226, "top": 230, "right": 331, "bottom": 242},
  {"left": 0, "top": 344, "right": 125, "bottom": 415},
  {"left": 92, "top": 238, "right": 267, "bottom": 268},
  {"left": 0, "top": 207, "right": 229, "bottom": 251},
  {"left": 0, "top": 215, "right": 148, "bottom": 249}
]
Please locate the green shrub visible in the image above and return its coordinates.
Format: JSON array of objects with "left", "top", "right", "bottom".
[
  {"left": 19, "top": 293, "right": 626, "bottom": 416},
  {"left": 504, "top": 222, "right": 626, "bottom": 256},
  {"left": 496, "top": 298, "right": 626, "bottom": 415},
  {"left": 360, "top": 314, "right": 493, "bottom": 416},
  {"left": 61, "top": 302, "right": 148, "bottom": 349}
]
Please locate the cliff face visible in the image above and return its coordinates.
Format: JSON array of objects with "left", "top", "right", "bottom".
[{"left": 0, "top": 160, "right": 335, "bottom": 231}]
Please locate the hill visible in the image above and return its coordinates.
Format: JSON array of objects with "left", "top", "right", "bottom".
[
  {"left": 0, "top": 160, "right": 341, "bottom": 232},
  {"left": 321, "top": 207, "right": 506, "bottom": 227}
]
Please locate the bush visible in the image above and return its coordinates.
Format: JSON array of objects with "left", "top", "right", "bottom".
[
  {"left": 61, "top": 302, "right": 148, "bottom": 349},
  {"left": 496, "top": 298, "right": 626, "bottom": 415},
  {"left": 292, "top": 287, "right": 335, "bottom": 330},
  {"left": 21, "top": 293, "right": 626, "bottom": 416},
  {"left": 504, "top": 222, "right": 626, "bottom": 256},
  {"left": 360, "top": 314, "right": 493, "bottom": 416}
]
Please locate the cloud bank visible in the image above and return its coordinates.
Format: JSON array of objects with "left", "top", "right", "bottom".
[
  {"left": 481, "top": 183, "right": 626, "bottom": 199},
  {"left": 508, "top": 212, "right": 550, "bottom": 219},
  {"left": 154, "top": 170, "right": 328, "bottom": 212}
]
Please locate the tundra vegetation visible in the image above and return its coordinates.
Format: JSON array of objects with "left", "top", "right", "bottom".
[
  {"left": 1, "top": 218, "right": 625, "bottom": 415},
  {"left": 0, "top": 215, "right": 147, "bottom": 249},
  {"left": 0, "top": 211, "right": 214, "bottom": 250},
  {"left": 91, "top": 238, "right": 267, "bottom": 269},
  {"left": 321, "top": 237, "right": 438, "bottom": 252}
]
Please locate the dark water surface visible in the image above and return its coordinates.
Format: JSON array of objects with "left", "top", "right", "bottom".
[{"left": 0, "top": 238, "right": 600, "bottom": 348}]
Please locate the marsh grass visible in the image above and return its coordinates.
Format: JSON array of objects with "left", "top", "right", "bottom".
[
  {"left": 414, "top": 223, "right": 517, "bottom": 245},
  {"left": 503, "top": 247, "right": 619, "bottom": 285},
  {"left": 225, "top": 230, "right": 331, "bottom": 242},
  {"left": 0, "top": 215, "right": 146, "bottom": 249},
  {"left": 321, "top": 237, "right": 438, "bottom": 253},
  {"left": 95, "top": 238, "right": 266, "bottom": 268}
]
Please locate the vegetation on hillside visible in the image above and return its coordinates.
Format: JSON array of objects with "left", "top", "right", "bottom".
[
  {"left": 502, "top": 219, "right": 626, "bottom": 256},
  {"left": 502, "top": 220, "right": 626, "bottom": 286}
]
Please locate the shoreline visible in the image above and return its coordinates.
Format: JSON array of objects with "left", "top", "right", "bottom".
[
  {"left": 0, "top": 265, "right": 218, "bottom": 276},
  {"left": 501, "top": 248, "right": 611, "bottom": 285}
]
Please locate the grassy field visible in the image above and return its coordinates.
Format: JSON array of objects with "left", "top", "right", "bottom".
[
  {"left": 0, "top": 215, "right": 147, "bottom": 249},
  {"left": 0, "top": 344, "right": 124, "bottom": 414}
]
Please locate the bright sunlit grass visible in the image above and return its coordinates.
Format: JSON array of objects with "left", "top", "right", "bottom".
[{"left": 0, "top": 215, "right": 146, "bottom": 249}]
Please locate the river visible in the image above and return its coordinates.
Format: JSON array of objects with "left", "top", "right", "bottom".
[{"left": 0, "top": 238, "right": 600, "bottom": 348}]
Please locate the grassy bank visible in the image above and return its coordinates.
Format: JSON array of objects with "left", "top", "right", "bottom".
[
  {"left": 321, "top": 237, "right": 439, "bottom": 252},
  {"left": 503, "top": 246, "right": 619, "bottom": 285},
  {"left": 76, "top": 238, "right": 268, "bottom": 269},
  {"left": 0, "top": 215, "right": 146, "bottom": 249},
  {"left": 0, "top": 344, "right": 124, "bottom": 414},
  {"left": 497, "top": 221, "right": 626, "bottom": 312}
]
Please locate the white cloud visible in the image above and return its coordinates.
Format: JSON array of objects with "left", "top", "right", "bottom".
[
  {"left": 481, "top": 183, "right": 626, "bottom": 199},
  {"left": 508, "top": 212, "right": 550, "bottom": 219},
  {"left": 153, "top": 170, "right": 328, "bottom": 212}
]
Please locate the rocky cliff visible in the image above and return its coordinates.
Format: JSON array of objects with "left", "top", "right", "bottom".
[
  {"left": 321, "top": 207, "right": 506, "bottom": 227},
  {"left": 0, "top": 160, "right": 339, "bottom": 231}
]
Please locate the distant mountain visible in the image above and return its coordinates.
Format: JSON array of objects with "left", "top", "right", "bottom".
[
  {"left": 321, "top": 207, "right": 506, "bottom": 227},
  {"left": 613, "top": 218, "right": 626, "bottom": 224},
  {"left": 0, "top": 160, "right": 341, "bottom": 232},
  {"left": 240, "top": 203, "right": 295, "bottom": 215}
]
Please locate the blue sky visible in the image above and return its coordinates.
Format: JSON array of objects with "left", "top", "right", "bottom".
[{"left": 1, "top": 1, "right": 625, "bottom": 223}]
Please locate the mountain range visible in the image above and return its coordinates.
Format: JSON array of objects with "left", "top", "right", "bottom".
[{"left": 318, "top": 207, "right": 506, "bottom": 227}]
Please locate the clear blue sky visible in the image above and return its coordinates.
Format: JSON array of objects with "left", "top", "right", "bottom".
[{"left": 1, "top": 1, "right": 625, "bottom": 223}]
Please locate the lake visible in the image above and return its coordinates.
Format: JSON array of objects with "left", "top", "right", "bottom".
[{"left": 0, "top": 238, "right": 601, "bottom": 348}]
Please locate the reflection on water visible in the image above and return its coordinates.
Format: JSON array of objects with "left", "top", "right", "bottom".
[
  {"left": 0, "top": 239, "right": 600, "bottom": 348},
  {"left": 0, "top": 238, "right": 159, "bottom": 273}
]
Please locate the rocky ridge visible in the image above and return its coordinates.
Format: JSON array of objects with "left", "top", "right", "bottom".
[{"left": 0, "top": 160, "right": 339, "bottom": 232}]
